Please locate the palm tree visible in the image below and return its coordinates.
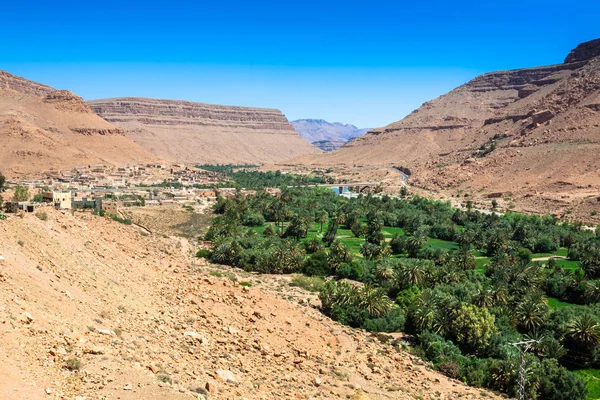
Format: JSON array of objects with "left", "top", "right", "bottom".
[
  {"left": 453, "top": 247, "right": 476, "bottom": 271},
  {"left": 406, "top": 233, "right": 426, "bottom": 258},
  {"left": 566, "top": 314, "right": 600, "bottom": 349},
  {"left": 359, "top": 285, "right": 391, "bottom": 318},
  {"left": 375, "top": 263, "right": 394, "bottom": 281},
  {"left": 514, "top": 294, "right": 547, "bottom": 332},
  {"left": 316, "top": 211, "right": 328, "bottom": 233},
  {"left": 394, "top": 259, "right": 429, "bottom": 289},
  {"left": 329, "top": 239, "right": 352, "bottom": 269},
  {"left": 473, "top": 286, "right": 495, "bottom": 308},
  {"left": 584, "top": 280, "right": 600, "bottom": 304}
]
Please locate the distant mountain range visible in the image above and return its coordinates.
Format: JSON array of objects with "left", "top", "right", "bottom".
[{"left": 291, "top": 119, "right": 370, "bottom": 151}]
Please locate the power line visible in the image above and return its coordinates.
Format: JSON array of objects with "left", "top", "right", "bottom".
[{"left": 511, "top": 339, "right": 538, "bottom": 400}]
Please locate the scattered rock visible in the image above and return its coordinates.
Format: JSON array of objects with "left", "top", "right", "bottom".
[
  {"left": 23, "top": 312, "right": 33, "bottom": 324},
  {"left": 216, "top": 369, "right": 238, "bottom": 384}
]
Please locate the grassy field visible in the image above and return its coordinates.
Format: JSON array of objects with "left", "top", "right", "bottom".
[
  {"left": 249, "top": 224, "right": 579, "bottom": 276},
  {"left": 576, "top": 369, "right": 600, "bottom": 399},
  {"left": 547, "top": 297, "right": 579, "bottom": 309}
]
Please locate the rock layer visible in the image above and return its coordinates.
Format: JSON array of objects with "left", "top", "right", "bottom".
[
  {"left": 0, "top": 71, "right": 156, "bottom": 177},
  {"left": 89, "top": 98, "right": 318, "bottom": 164}
]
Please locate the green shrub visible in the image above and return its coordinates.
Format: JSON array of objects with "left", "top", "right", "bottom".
[
  {"left": 196, "top": 249, "right": 212, "bottom": 259},
  {"left": 302, "top": 250, "right": 331, "bottom": 276},
  {"left": 363, "top": 307, "right": 406, "bottom": 333},
  {"left": 35, "top": 211, "right": 48, "bottom": 221},
  {"left": 65, "top": 358, "right": 81, "bottom": 371},
  {"left": 289, "top": 275, "right": 324, "bottom": 292}
]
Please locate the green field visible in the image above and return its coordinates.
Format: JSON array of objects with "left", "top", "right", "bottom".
[
  {"left": 576, "top": 369, "right": 600, "bottom": 399},
  {"left": 548, "top": 297, "right": 578, "bottom": 309}
]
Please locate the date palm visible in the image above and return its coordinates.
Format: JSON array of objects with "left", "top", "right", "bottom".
[
  {"left": 359, "top": 285, "right": 391, "bottom": 318},
  {"left": 566, "top": 314, "right": 600, "bottom": 349},
  {"left": 584, "top": 280, "right": 600, "bottom": 303},
  {"left": 514, "top": 293, "right": 547, "bottom": 332}
]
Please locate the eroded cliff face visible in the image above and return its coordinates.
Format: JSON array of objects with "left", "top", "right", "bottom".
[
  {"left": 89, "top": 97, "right": 318, "bottom": 164},
  {"left": 90, "top": 98, "right": 297, "bottom": 133},
  {"left": 0, "top": 70, "right": 54, "bottom": 97},
  {"left": 0, "top": 71, "right": 156, "bottom": 177}
]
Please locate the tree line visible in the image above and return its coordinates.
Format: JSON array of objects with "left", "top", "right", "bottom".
[{"left": 203, "top": 187, "right": 599, "bottom": 399}]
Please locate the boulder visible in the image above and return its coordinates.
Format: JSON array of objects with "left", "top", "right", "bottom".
[{"left": 531, "top": 110, "right": 554, "bottom": 125}]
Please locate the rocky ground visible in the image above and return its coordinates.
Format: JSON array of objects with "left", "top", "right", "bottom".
[{"left": 0, "top": 208, "right": 505, "bottom": 400}]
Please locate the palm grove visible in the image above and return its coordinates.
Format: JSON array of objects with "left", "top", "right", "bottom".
[{"left": 202, "top": 186, "right": 600, "bottom": 399}]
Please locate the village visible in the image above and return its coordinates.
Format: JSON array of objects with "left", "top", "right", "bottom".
[{"left": 0, "top": 163, "right": 248, "bottom": 216}]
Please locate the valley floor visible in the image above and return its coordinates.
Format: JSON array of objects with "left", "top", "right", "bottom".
[{"left": 0, "top": 209, "right": 503, "bottom": 400}]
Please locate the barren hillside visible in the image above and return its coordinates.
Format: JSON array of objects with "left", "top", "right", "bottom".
[
  {"left": 89, "top": 98, "right": 319, "bottom": 165},
  {"left": 299, "top": 39, "right": 600, "bottom": 217},
  {"left": 0, "top": 208, "right": 502, "bottom": 400},
  {"left": 0, "top": 71, "right": 158, "bottom": 178}
]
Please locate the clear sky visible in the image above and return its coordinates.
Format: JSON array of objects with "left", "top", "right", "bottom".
[{"left": 1, "top": 0, "right": 599, "bottom": 128}]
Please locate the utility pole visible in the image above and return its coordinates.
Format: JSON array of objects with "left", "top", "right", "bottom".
[{"left": 511, "top": 339, "right": 538, "bottom": 400}]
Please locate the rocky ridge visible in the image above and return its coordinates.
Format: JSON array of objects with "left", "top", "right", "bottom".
[
  {"left": 0, "top": 71, "right": 156, "bottom": 177},
  {"left": 301, "top": 39, "right": 600, "bottom": 218},
  {"left": 0, "top": 70, "right": 54, "bottom": 97},
  {"left": 311, "top": 139, "right": 347, "bottom": 152},
  {"left": 89, "top": 98, "right": 318, "bottom": 165}
]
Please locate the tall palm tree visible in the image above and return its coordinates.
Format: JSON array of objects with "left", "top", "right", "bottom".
[
  {"left": 406, "top": 233, "right": 426, "bottom": 258},
  {"left": 316, "top": 211, "right": 328, "bottom": 233}
]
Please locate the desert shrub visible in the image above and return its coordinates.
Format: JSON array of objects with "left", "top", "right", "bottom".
[
  {"left": 65, "top": 358, "right": 81, "bottom": 371},
  {"left": 289, "top": 275, "right": 324, "bottom": 292},
  {"left": 35, "top": 211, "right": 48, "bottom": 221},
  {"left": 196, "top": 249, "right": 212, "bottom": 259}
]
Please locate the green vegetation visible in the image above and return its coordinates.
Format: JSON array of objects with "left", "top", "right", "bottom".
[
  {"left": 201, "top": 165, "right": 334, "bottom": 189},
  {"left": 196, "top": 249, "right": 212, "bottom": 259},
  {"left": 109, "top": 214, "right": 132, "bottom": 225},
  {"left": 13, "top": 185, "right": 29, "bottom": 202},
  {"left": 289, "top": 275, "right": 325, "bottom": 292},
  {"left": 203, "top": 186, "right": 600, "bottom": 399},
  {"left": 32, "top": 193, "right": 44, "bottom": 203},
  {"left": 35, "top": 211, "right": 48, "bottom": 221},
  {"left": 65, "top": 358, "right": 81, "bottom": 371}
]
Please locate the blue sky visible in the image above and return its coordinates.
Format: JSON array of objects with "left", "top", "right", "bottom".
[{"left": 1, "top": 1, "right": 598, "bottom": 127}]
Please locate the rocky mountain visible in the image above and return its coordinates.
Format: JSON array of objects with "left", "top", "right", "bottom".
[
  {"left": 89, "top": 98, "right": 318, "bottom": 165},
  {"left": 291, "top": 119, "right": 369, "bottom": 151},
  {"left": 308, "top": 39, "right": 600, "bottom": 217},
  {"left": 311, "top": 139, "right": 347, "bottom": 152},
  {"left": 0, "top": 71, "right": 157, "bottom": 177}
]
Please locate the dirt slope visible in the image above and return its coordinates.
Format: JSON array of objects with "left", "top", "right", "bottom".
[
  {"left": 0, "top": 208, "right": 502, "bottom": 400},
  {"left": 0, "top": 71, "right": 158, "bottom": 178},
  {"left": 299, "top": 39, "right": 600, "bottom": 217},
  {"left": 89, "top": 98, "right": 320, "bottom": 165}
]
